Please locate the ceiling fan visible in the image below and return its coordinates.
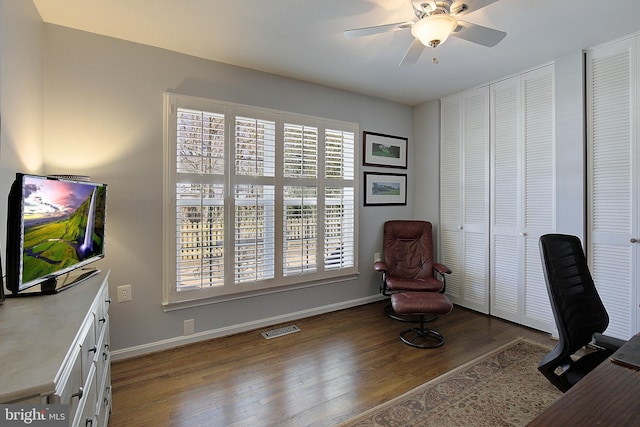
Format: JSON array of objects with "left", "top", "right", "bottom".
[{"left": 344, "top": 0, "right": 506, "bottom": 65}]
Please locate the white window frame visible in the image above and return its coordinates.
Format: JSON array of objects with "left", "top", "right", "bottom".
[{"left": 163, "top": 93, "right": 359, "bottom": 309}]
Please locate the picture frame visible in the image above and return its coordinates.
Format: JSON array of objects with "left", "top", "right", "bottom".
[
  {"left": 363, "top": 131, "right": 408, "bottom": 169},
  {"left": 364, "top": 172, "right": 407, "bottom": 206}
]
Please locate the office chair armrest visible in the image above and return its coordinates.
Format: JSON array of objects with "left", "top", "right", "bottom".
[
  {"left": 433, "top": 263, "right": 451, "bottom": 275},
  {"left": 374, "top": 261, "right": 388, "bottom": 272},
  {"left": 592, "top": 333, "right": 626, "bottom": 351}
]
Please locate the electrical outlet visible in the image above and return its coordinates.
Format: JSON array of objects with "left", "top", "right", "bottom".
[
  {"left": 117, "top": 285, "right": 132, "bottom": 303},
  {"left": 184, "top": 319, "right": 195, "bottom": 335},
  {"left": 374, "top": 252, "right": 381, "bottom": 263}
]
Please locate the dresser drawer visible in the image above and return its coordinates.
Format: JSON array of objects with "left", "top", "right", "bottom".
[
  {"left": 96, "top": 363, "right": 111, "bottom": 427},
  {"left": 72, "top": 364, "right": 97, "bottom": 427},
  {"left": 51, "top": 348, "right": 83, "bottom": 417},
  {"left": 95, "top": 320, "right": 110, "bottom": 382},
  {"left": 79, "top": 316, "right": 97, "bottom": 386}
]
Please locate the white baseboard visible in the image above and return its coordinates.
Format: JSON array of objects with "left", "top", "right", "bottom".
[{"left": 111, "top": 294, "right": 386, "bottom": 361}]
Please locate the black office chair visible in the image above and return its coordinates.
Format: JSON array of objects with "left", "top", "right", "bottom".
[{"left": 538, "top": 234, "right": 625, "bottom": 392}]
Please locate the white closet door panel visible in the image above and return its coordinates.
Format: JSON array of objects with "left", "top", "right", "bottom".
[
  {"left": 490, "top": 66, "right": 555, "bottom": 332},
  {"left": 521, "top": 66, "right": 555, "bottom": 332},
  {"left": 440, "top": 88, "right": 489, "bottom": 313},
  {"left": 441, "top": 229, "right": 462, "bottom": 299},
  {"left": 464, "top": 89, "right": 489, "bottom": 229},
  {"left": 592, "top": 243, "right": 633, "bottom": 339},
  {"left": 524, "top": 235, "right": 552, "bottom": 329},
  {"left": 587, "top": 36, "right": 638, "bottom": 339},
  {"left": 441, "top": 94, "right": 463, "bottom": 228},
  {"left": 589, "top": 41, "right": 633, "bottom": 238},
  {"left": 492, "top": 234, "right": 519, "bottom": 315},
  {"left": 523, "top": 67, "right": 555, "bottom": 232},
  {"left": 490, "top": 78, "right": 521, "bottom": 319},
  {"left": 461, "top": 87, "right": 490, "bottom": 312},
  {"left": 463, "top": 230, "right": 488, "bottom": 311},
  {"left": 440, "top": 94, "right": 463, "bottom": 302},
  {"left": 491, "top": 80, "right": 520, "bottom": 230}
]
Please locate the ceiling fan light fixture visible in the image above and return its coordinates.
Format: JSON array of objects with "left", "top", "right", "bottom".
[{"left": 411, "top": 14, "right": 457, "bottom": 48}]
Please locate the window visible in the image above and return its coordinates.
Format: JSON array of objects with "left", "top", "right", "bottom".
[{"left": 163, "top": 94, "right": 358, "bottom": 308}]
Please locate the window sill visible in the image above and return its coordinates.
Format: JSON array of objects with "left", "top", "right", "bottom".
[{"left": 162, "top": 272, "right": 360, "bottom": 312}]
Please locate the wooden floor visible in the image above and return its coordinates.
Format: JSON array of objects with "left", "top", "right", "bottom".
[{"left": 109, "top": 301, "right": 555, "bottom": 427}]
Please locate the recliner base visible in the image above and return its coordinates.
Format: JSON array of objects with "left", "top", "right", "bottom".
[{"left": 399, "top": 326, "right": 445, "bottom": 348}]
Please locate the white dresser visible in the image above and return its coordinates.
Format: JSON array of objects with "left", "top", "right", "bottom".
[{"left": 0, "top": 270, "right": 112, "bottom": 427}]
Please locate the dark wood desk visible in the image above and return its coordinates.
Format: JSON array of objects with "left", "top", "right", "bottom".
[{"left": 529, "top": 353, "right": 640, "bottom": 426}]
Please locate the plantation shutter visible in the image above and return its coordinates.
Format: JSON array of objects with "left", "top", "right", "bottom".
[
  {"left": 233, "top": 115, "right": 276, "bottom": 284},
  {"left": 324, "top": 129, "right": 356, "bottom": 270},
  {"left": 282, "top": 123, "right": 319, "bottom": 276},
  {"left": 283, "top": 186, "right": 318, "bottom": 276},
  {"left": 175, "top": 108, "right": 226, "bottom": 290},
  {"left": 164, "top": 94, "right": 359, "bottom": 307}
]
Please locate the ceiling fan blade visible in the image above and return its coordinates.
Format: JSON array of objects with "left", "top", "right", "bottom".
[
  {"left": 451, "top": 0, "right": 500, "bottom": 16},
  {"left": 452, "top": 20, "right": 506, "bottom": 47},
  {"left": 344, "top": 21, "right": 413, "bottom": 39},
  {"left": 399, "top": 38, "right": 425, "bottom": 66}
]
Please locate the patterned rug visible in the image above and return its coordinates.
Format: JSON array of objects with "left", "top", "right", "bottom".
[{"left": 339, "top": 338, "right": 562, "bottom": 427}]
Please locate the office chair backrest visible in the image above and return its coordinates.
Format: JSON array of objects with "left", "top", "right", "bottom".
[
  {"left": 383, "top": 220, "right": 434, "bottom": 280},
  {"left": 539, "top": 234, "right": 610, "bottom": 355}
]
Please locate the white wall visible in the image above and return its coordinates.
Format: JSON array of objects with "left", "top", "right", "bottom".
[
  {"left": 554, "top": 50, "right": 586, "bottom": 239},
  {"left": 41, "top": 25, "right": 414, "bottom": 353},
  {"left": 0, "top": 0, "right": 44, "bottom": 251},
  {"left": 413, "top": 100, "right": 441, "bottom": 233}
]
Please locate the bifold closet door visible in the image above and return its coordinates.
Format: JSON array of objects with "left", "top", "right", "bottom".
[
  {"left": 440, "top": 87, "right": 490, "bottom": 314},
  {"left": 490, "top": 65, "right": 555, "bottom": 332},
  {"left": 587, "top": 36, "right": 639, "bottom": 339}
]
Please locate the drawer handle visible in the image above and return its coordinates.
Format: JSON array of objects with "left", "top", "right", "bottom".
[
  {"left": 99, "top": 317, "right": 107, "bottom": 323},
  {"left": 88, "top": 345, "right": 97, "bottom": 354},
  {"left": 72, "top": 386, "right": 84, "bottom": 400},
  {"left": 631, "top": 238, "right": 638, "bottom": 244},
  {"left": 85, "top": 418, "right": 93, "bottom": 427},
  {"left": 105, "top": 298, "right": 112, "bottom": 304}
]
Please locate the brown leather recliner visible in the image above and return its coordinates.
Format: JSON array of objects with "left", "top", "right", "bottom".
[{"left": 374, "top": 220, "right": 451, "bottom": 320}]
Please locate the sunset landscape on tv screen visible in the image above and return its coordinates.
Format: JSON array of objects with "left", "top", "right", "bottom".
[{"left": 21, "top": 176, "right": 106, "bottom": 284}]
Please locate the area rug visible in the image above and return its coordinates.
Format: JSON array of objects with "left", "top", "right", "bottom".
[{"left": 339, "top": 338, "right": 562, "bottom": 427}]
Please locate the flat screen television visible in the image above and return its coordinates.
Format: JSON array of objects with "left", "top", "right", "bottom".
[{"left": 5, "top": 173, "right": 107, "bottom": 295}]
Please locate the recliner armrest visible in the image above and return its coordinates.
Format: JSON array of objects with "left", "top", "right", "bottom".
[
  {"left": 374, "top": 261, "right": 388, "bottom": 272},
  {"left": 433, "top": 263, "right": 451, "bottom": 275},
  {"left": 592, "top": 333, "right": 626, "bottom": 351}
]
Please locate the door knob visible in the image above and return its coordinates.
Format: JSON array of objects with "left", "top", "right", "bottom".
[{"left": 631, "top": 238, "right": 638, "bottom": 244}]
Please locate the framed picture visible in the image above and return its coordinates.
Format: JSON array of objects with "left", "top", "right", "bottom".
[
  {"left": 364, "top": 172, "right": 407, "bottom": 206},
  {"left": 363, "top": 131, "right": 408, "bottom": 169}
]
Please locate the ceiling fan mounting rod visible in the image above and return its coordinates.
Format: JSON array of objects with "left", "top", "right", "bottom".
[{"left": 414, "top": 0, "right": 456, "bottom": 18}]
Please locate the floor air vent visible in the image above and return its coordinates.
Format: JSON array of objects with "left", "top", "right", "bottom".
[{"left": 261, "top": 325, "right": 301, "bottom": 339}]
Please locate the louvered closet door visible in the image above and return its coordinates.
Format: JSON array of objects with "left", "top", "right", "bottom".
[
  {"left": 587, "top": 36, "right": 639, "bottom": 339},
  {"left": 441, "top": 94, "right": 464, "bottom": 307},
  {"left": 440, "top": 87, "right": 490, "bottom": 313},
  {"left": 490, "top": 65, "right": 555, "bottom": 332}
]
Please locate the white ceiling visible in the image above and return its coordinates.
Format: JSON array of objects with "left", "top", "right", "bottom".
[{"left": 33, "top": 0, "right": 640, "bottom": 106}]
